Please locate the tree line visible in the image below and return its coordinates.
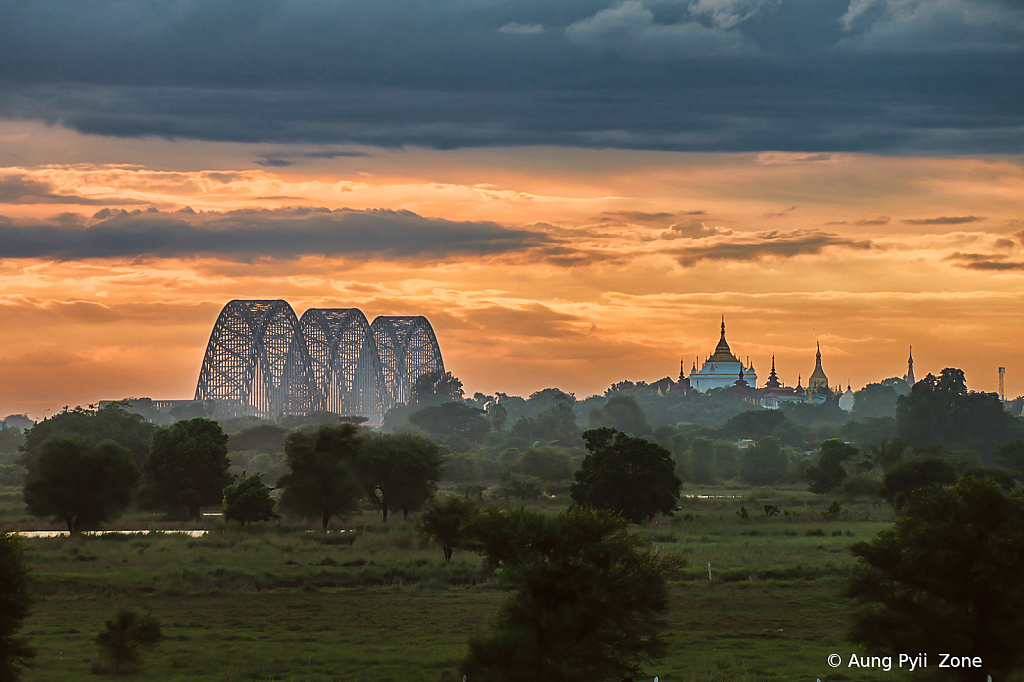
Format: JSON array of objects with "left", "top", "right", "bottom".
[{"left": 15, "top": 407, "right": 444, "bottom": 534}]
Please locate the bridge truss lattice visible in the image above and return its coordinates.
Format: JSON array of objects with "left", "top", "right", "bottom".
[{"left": 195, "top": 300, "right": 444, "bottom": 420}]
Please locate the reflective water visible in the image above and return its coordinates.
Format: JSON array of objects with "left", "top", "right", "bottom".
[{"left": 16, "top": 529, "right": 207, "bottom": 538}]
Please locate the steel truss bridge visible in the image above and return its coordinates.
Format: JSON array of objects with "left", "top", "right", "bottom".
[{"left": 194, "top": 300, "right": 445, "bottom": 421}]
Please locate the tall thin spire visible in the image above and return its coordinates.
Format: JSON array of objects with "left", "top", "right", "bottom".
[{"left": 907, "top": 345, "right": 915, "bottom": 385}]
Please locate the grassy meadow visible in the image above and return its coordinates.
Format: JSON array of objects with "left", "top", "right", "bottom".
[{"left": 3, "top": 486, "right": 937, "bottom": 682}]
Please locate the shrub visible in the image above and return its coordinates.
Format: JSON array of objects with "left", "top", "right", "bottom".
[{"left": 95, "top": 607, "right": 162, "bottom": 672}]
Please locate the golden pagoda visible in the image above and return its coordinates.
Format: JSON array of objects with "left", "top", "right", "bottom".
[{"left": 808, "top": 341, "right": 829, "bottom": 391}]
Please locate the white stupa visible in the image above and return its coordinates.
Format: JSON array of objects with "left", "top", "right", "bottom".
[{"left": 689, "top": 318, "right": 757, "bottom": 392}]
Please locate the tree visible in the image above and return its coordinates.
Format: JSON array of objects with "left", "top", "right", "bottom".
[
  {"left": 998, "top": 439, "right": 1024, "bottom": 474},
  {"left": 805, "top": 439, "right": 859, "bottom": 494},
  {"left": 0, "top": 428, "right": 24, "bottom": 459},
  {"left": 848, "top": 477, "right": 1024, "bottom": 682},
  {"left": 507, "top": 446, "right": 575, "bottom": 482},
  {"left": 835, "top": 416, "right": 896, "bottom": 449},
  {"left": 357, "top": 433, "right": 443, "bottom": 521},
  {"left": 571, "top": 427, "right": 681, "bottom": 524},
  {"left": 139, "top": 418, "right": 232, "bottom": 520},
  {"left": 95, "top": 607, "right": 162, "bottom": 673},
  {"left": 739, "top": 436, "right": 788, "bottom": 486},
  {"left": 460, "top": 507, "right": 684, "bottom": 682},
  {"left": 897, "top": 368, "right": 1022, "bottom": 460},
  {"left": 277, "top": 424, "right": 364, "bottom": 529},
  {"left": 510, "top": 402, "right": 580, "bottom": 445},
  {"left": 720, "top": 408, "right": 788, "bottom": 440},
  {"left": 19, "top": 403, "right": 155, "bottom": 469},
  {"left": 222, "top": 472, "right": 279, "bottom": 526},
  {"left": 495, "top": 471, "right": 543, "bottom": 503},
  {"left": 687, "top": 436, "right": 716, "bottom": 484},
  {"left": 410, "top": 370, "right": 464, "bottom": 405},
  {"left": 589, "top": 395, "right": 651, "bottom": 435},
  {"left": 228, "top": 424, "right": 289, "bottom": 454},
  {"left": 23, "top": 437, "right": 139, "bottom": 534},
  {"left": 417, "top": 496, "right": 478, "bottom": 562},
  {"left": 407, "top": 402, "right": 491, "bottom": 447},
  {"left": 0, "top": 530, "right": 35, "bottom": 681},
  {"left": 878, "top": 456, "right": 958, "bottom": 510},
  {"left": 852, "top": 382, "right": 899, "bottom": 418}
]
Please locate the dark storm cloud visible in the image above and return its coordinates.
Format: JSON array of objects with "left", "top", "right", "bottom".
[
  {"left": 671, "top": 230, "right": 872, "bottom": 266},
  {"left": 255, "top": 149, "right": 371, "bottom": 167},
  {"left": 0, "top": 0, "right": 1022, "bottom": 153},
  {"left": 0, "top": 207, "right": 554, "bottom": 261}
]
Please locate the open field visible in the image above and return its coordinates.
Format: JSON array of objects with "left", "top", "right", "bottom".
[{"left": 3, "top": 487, "right": 987, "bottom": 682}]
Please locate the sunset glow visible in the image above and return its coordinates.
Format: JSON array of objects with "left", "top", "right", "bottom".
[{"left": 2, "top": 0, "right": 1023, "bottom": 418}]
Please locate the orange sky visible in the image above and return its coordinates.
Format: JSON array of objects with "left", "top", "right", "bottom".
[{"left": 1, "top": 121, "right": 1023, "bottom": 419}]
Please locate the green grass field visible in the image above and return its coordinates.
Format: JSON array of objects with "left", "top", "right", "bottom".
[{"left": 2, "top": 488, "right": 965, "bottom": 682}]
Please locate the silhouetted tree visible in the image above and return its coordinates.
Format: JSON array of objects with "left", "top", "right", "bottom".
[
  {"left": 277, "top": 424, "right": 363, "bottom": 529},
  {"left": 140, "top": 418, "right": 231, "bottom": 520},
  {"left": 19, "top": 403, "right": 154, "bottom": 469},
  {"left": 852, "top": 382, "right": 899, "bottom": 418},
  {"left": 222, "top": 472, "right": 278, "bottom": 526},
  {"left": 357, "top": 432, "right": 442, "bottom": 521},
  {"left": 0, "top": 530, "right": 35, "bottom": 680},
  {"left": 23, "top": 437, "right": 139, "bottom": 534},
  {"left": 417, "top": 496, "right": 478, "bottom": 562},
  {"left": 571, "top": 428, "right": 681, "bottom": 524},
  {"left": 411, "top": 370, "right": 464, "bottom": 405},
  {"left": 849, "top": 477, "right": 1024, "bottom": 682},
  {"left": 461, "top": 507, "right": 683, "bottom": 682},
  {"left": 897, "top": 368, "right": 1022, "bottom": 459},
  {"left": 878, "top": 456, "right": 958, "bottom": 510},
  {"left": 805, "top": 439, "right": 859, "bottom": 494}
]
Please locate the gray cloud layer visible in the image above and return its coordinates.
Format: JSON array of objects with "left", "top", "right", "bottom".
[
  {"left": 0, "top": 207, "right": 553, "bottom": 261},
  {"left": 670, "top": 230, "right": 873, "bottom": 266},
  {"left": 1, "top": 0, "right": 1022, "bottom": 153}
]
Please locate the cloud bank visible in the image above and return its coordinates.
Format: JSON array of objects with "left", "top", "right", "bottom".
[
  {"left": 0, "top": 207, "right": 553, "bottom": 261},
  {"left": 0, "top": 0, "right": 1021, "bottom": 153}
]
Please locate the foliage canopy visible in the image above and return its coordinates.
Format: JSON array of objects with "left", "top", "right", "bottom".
[
  {"left": 357, "top": 432, "right": 442, "bottom": 522},
  {"left": 277, "top": 424, "right": 364, "bottom": 529},
  {"left": 460, "top": 506, "right": 684, "bottom": 682},
  {"left": 23, "top": 437, "right": 139, "bottom": 534},
  {"left": 19, "top": 404, "right": 155, "bottom": 469},
  {"left": 417, "top": 496, "right": 478, "bottom": 563},
  {"left": 140, "top": 418, "right": 232, "bottom": 520},
  {"left": 0, "top": 530, "right": 35, "bottom": 682},
  {"left": 897, "top": 367, "right": 1022, "bottom": 459},
  {"left": 222, "top": 472, "right": 279, "bottom": 526},
  {"left": 849, "top": 476, "right": 1024, "bottom": 682},
  {"left": 571, "top": 427, "right": 681, "bottom": 524}
]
